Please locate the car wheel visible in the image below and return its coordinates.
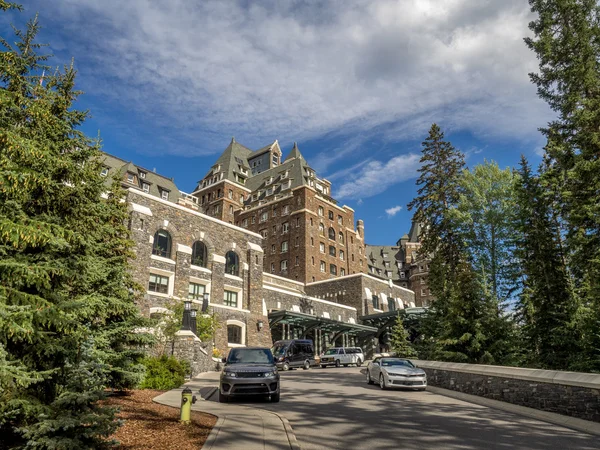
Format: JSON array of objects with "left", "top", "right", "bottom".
[
  {"left": 303, "top": 360, "right": 310, "bottom": 370},
  {"left": 271, "top": 392, "right": 280, "bottom": 403},
  {"left": 219, "top": 391, "right": 228, "bottom": 403},
  {"left": 282, "top": 361, "right": 290, "bottom": 371},
  {"left": 366, "top": 370, "right": 374, "bottom": 385},
  {"left": 379, "top": 374, "right": 386, "bottom": 390},
  {"left": 356, "top": 359, "right": 362, "bottom": 367},
  {"left": 335, "top": 359, "right": 341, "bottom": 368}
]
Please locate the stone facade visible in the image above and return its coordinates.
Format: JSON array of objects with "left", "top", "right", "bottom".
[
  {"left": 305, "top": 273, "right": 416, "bottom": 317},
  {"left": 172, "top": 334, "right": 218, "bottom": 376},
  {"left": 415, "top": 360, "right": 600, "bottom": 423},
  {"left": 127, "top": 189, "right": 272, "bottom": 356}
]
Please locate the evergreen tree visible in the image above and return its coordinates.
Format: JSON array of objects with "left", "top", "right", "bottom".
[
  {"left": 513, "top": 156, "right": 580, "bottom": 369},
  {"left": 390, "top": 315, "right": 417, "bottom": 358},
  {"left": 0, "top": 9, "right": 152, "bottom": 448},
  {"left": 526, "top": 0, "right": 600, "bottom": 371}
]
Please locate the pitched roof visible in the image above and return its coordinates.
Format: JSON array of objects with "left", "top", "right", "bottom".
[
  {"left": 99, "top": 152, "right": 180, "bottom": 203},
  {"left": 407, "top": 222, "right": 422, "bottom": 242},
  {"left": 284, "top": 142, "right": 305, "bottom": 163},
  {"left": 365, "top": 245, "right": 404, "bottom": 282}
]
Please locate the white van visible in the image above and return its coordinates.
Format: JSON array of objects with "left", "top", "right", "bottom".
[{"left": 319, "top": 347, "right": 364, "bottom": 368}]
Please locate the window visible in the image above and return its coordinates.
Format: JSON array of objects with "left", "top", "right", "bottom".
[
  {"left": 282, "top": 222, "right": 289, "bottom": 233},
  {"left": 320, "top": 261, "right": 326, "bottom": 272},
  {"left": 225, "top": 251, "right": 239, "bottom": 276},
  {"left": 148, "top": 274, "right": 169, "bottom": 294},
  {"left": 372, "top": 295, "right": 380, "bottom": 309},
  {"left": 329, "top": 245, "right": 336, "bottom": 256},
  {"left": 270, "top": 262, "right": 275, "bottom": 273},
  {"left": 280, "top": 260, "right": 288, "bottom": 271},
  {"left": 319, "top": 223, "right": 324, "bottom": 235},
  {"left": 295, "top": 256, "right": 299, "bottom": 266},
  {"left": 251, "top": 216, "right": 256, "bottom": 224},
  {"left": 400, "top": 272, "right": 406, "bottom": 279},
  {"left": 310, "top": 218, "right": 313, "bottom": 226},
  {"left": 160, "top": 189, "right": 169, "bottom": 201},
  {"left": 242, "top": 218, "right": 248, "bottom": 227},
  {"left": 227, "top": 325, "right": 242, "bottom": 344},
  {"left": 260, "top": 211, "right": 268, "bottom": 222},
  {"left": 295, "top": 236, "right": 299, "bottom": 247},
  {"left": 191, "top": 241, "right": 207, "bottom": 267},
  {"left": 271, "top": 206, "right": 277, "bottom": 217},
  {"left": 311, "top": 237, "right": 314, "bottom": 246},
  {"left": 296, "top": 217, "right": 300, "bottom": 227},
  {"left": 240, "top": 194, "right": 244, "bottom": 203},
  {"left": 421, "top": 289, "right": 427, "bottom": 296},
  {"left": 139, "top": 171, "right": 146, "bottom": 179},
  {"left": 272, "top": 225, "right": 277, "bottom": 234},
  {"left": 217, "top": 189, "right": 222, "bottom": 198},
  {"left": 142, "top": 183, "right": 150, "bottom": 193},
  {"left": 320, "top": 242, "right": 325, "bottom": 253},
  {"left": 340, "top": 268, "right": 345, "bottom": 276},
  {"left": 100, "top": 167, "right": 108, "bottom": 177},
  {"left": 229, "top": 205, "right": 233, "bottom": 214},
  {"left": 340, "top": 250, "right": 345, "bottom": 260},
  {"left": 281, "top": 241, "right": 288, "bottom": 253},
  {"left": 273, "top": 154, "right": 279, "bottom": 165},
  {"left": 311, "top": 257, "right": 315, "bottom": 265},
  {"left": 352, "top": 254, "right": 355, "bottom": 261},
  {"left": 213, "top": 204, "right": 220, "bottom": 215},
  {"left": 282, "top": 205, "right": 290, "bottom": 215},
  {"left": 330, "top": 264, "right": 337, "bottom": 275},
  {"left": 127, "top": 173, "right": 135, "bottom": 183},
  {"left": 224, "top": 290, "right": 238, "bottom": 307},
  {"left": 318, "top": 206, "right": 324, "bottom": 216},
  {"left": 228, "top": 189, "right": 233, "bottom": 199},
  {"left": 388, "top": 298, "right": 396, "bottom": 311},
  {"left": 338, "top": 215, "right": 343, "bottom": 225},
  {"left": 260, "top": 229, "right": 268, "bottom": 238},
  {"left": 152, "top": 230, "right": 172, "bottom": 258},
  {"left": 339, "top": 232, "right": 344, "bottom": 244},
  {"left": 328, "top": 210, "right": 334, "bottom": 220},
  {"left": 385, "top": 261, "right": 390, "bottom": 268},
  {"left": 421, "top": 277, "right": 426, "bottom": 284},
  {"left": 271, "top": 244, "right": 276, "bottom": 254},
  {"left": 188, "top": 282, "right": 205, "bottom": 300},
  {"left": 328, "top": 227, "right": 336, "bottom": 240}
]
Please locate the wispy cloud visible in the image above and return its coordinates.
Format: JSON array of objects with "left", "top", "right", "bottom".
[
  {"left": 20, "top": 0, "right": 551, "bottom": 156},
  {"left": 385, "top": 205, "right": 403, "bottom": 217},
  {"left": 335, "top": 153, "right": 421, "bottom": 199}
]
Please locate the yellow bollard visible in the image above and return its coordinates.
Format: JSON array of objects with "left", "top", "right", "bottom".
[{"left": 180, "top": 387, "right": 196, "bottom": 424}]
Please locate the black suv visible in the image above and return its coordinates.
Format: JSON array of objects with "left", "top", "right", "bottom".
[{"left": 219, "top": 347, "right": 280, "bottom": 403}]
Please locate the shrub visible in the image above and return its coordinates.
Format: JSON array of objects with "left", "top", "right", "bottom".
[{"left": 139, "top": 356, "right": 188, "bottom": 390}]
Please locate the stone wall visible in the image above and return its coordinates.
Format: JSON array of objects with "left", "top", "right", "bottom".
[
  {"left": 414, "top": 360, "right": 600, "bottom": 422},
  {"left": 172, "top": 333, "right": 218, "bottom": 376},
  {"left": 305, "top": 274, "right": 416, "bottom": 316}
]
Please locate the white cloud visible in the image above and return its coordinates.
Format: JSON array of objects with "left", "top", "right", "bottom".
[
  {"left": 385, "top": 205, "right": 403, "bottom": 217},
  {"left": 19, "top": 0, "right": 551, "bottom": 158},
  {"left": 335, "top": 153, "right": 421, "bottom": 199}
]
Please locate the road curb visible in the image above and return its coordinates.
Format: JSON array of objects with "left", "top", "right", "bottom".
[
  {"left": 202, "top": 416, "right": 226, "bottom": 450},
  {"left": 429, "top": 386, "right": 600, "bottom": 436}
]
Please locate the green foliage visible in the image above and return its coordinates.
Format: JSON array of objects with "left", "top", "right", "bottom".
[
  {"left": 0, "top": 8, "right": 153, "bottom": 447},
  {"left": 390, "top": 315, "right": 417, "bottom": 358},
  {"left": 139, "top": 355, "right": 188, "bottom": 391}
]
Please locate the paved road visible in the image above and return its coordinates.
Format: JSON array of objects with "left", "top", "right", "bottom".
[{"left": 224, "top": 366, "right": 599, "bottom": 450}]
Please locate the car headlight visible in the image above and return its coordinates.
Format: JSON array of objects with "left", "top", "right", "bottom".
[
  {"left": 278, "top": 356, "right": 284, "bottom": 361},
  {"left": 264, "top": 371, "right": 276, "bottom": 377},
  {"left": 225, "top": 372, "right": 236, "bottom": 378}
]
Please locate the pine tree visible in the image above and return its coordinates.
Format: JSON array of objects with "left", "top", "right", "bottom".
[
  {"left": 513, "top": 156, "right": 580, "bottom": 369},
  {"left": 0, "top": 9, "right": 152, "bottom": 447},
  {"left": 526, "top": 0, "right": 600, "bottom": 371},
  {"left": 390, "top": 315, "right": 417, "bottom": 358}
]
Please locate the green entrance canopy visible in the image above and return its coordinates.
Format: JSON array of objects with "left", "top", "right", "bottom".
[{"left": 268, "top": 310, "right": 378, "bottom": 338}]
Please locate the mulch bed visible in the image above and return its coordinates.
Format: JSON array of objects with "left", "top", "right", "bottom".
[{"left": 104, "top": 390, "right": 217, "bottom": 449}]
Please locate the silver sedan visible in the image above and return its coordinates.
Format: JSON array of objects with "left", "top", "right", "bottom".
[{"left": 365, "top": 357, "right": 427, "bottom": 390}]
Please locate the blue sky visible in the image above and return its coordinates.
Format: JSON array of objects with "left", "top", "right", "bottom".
[{"left": 4, "top": 1, "right": 550, "bottom": 245}]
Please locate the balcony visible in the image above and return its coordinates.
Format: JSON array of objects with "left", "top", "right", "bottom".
[{"left": 178, "top": 191, "right": 199, "bottom": 210}]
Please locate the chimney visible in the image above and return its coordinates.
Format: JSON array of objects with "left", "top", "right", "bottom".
[{"left": 357, "top": 219, "right": 364, "bottom": 239}]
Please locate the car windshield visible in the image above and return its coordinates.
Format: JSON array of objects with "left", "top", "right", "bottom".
[
  {"left": 381, "top": 359, "right": 414, "bottom": 368},
  {"left": 324, "top": 349, "right": 338, "bottom": 355},
  {"left": 227, "top": 348, "right": 274, "bottom": 365},
  {"left": 271, "top": 345, "right": 287, "bottom": 356}
]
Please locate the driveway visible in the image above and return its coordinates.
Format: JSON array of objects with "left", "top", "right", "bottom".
[{"left": 222, "top": 366, "right": 599, "bottom": 450}]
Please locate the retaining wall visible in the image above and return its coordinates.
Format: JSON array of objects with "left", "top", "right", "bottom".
[{"left": 413, "top": 360, "right": 600, "bottom": 422}]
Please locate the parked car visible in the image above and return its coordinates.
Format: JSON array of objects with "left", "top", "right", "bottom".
[
  {"left": 219, "top": 347, "right": 280, "bottom": 403},
  {"left": 271, "top": 339, "right": 315, "bottom": 371},
  {"left": 320, "top": 347, "right": 364, "bottom": 368},
  {"left": 365, "top": 357, "right": 427, "bottom": 390}
]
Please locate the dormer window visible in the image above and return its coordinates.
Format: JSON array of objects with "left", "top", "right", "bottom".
[
  {"left": 142, "top": 183, "right": 150, "bottom": 193},
  {"left": 100, "top": 167, "right": 109, "bottom": 177},
  {"left": 160, "top": 189, "right": 169, "bottom": 201},
  {"left": 272, "top": 154, "right": 279, "bottom": 165},
  {"left": 282, "top": 170, "right": 289, "bottom": 179},
  {"left": 126, "top": 173, "right": 135, "bottom": 184},
  {"left": 139, "top": 171, "right": 146, "bottom": 179}
]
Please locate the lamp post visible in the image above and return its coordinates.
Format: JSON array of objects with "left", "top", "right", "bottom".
[
  {"left": 190, "top": 308, "right": 198, "bottom": 336},
  {"left": 201, "top": 292, "right": 210, "bottom": 313},
  {"left": 182, "top": 300, "right": 192, "bottom": 331}
]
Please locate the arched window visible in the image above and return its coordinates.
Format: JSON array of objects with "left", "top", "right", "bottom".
[
  {"left": 227, "top": 324, "right": 242, "bottom": 344},
  {"left": 225, "top": 251, "right": 239, "bottom": 276},
  {"left": 328, "top": 227, "right": 336, "bottom": 240},
  {"left": 152, "top": 229, "right": 172, "bottom": 258},
  {"left": 339, "top": 232, "right": 344, "bottom": 244},
  {"left": 191, "top": 241, "right": 207, "bottom": 267}
]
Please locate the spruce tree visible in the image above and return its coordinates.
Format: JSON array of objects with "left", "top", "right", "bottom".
[
  {"left": 513, "top": 156, "right": 580, "bottom": 369},
  {"left": 526, "top": 0, "right": 600, "bottom": 371},
  {"left": 390, "top": 315, "right": 417, "bottom": 358},
  {"left": 1, "top": 9, "right": 151, "bottom": 448}
]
